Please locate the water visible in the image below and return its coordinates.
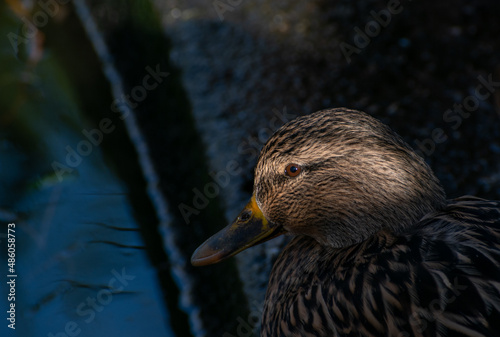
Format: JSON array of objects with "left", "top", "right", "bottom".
[{"left": 0, "top": 2, "right": 250, "bottom": 336}]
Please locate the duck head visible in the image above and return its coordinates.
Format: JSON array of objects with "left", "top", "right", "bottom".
[{"left": 191, "top": 108, "right": 446, "bottom": 266}]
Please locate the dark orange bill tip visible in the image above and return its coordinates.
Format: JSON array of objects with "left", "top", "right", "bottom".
[
  {"left": 191, "top": 196, "right": 284, "bottom": 266},
  {"left": 190, "top": 240, "right": 229, "bottom": 266}
]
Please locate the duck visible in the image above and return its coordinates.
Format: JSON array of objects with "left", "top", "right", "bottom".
[{"left": 191, "top": 108, "right": 500, "bottom": 336}]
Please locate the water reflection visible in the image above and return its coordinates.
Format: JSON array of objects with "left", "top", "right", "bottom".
[{"left": 0, "top": 7, "right": 174, "bottom": 336}]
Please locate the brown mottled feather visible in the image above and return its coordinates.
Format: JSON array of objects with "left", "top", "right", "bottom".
[
  {"left": 254, "top": 109, "right": 500, "bottom": 336},
  {"left": 262, "top": 197, "right": 500, "bottom": 336}
]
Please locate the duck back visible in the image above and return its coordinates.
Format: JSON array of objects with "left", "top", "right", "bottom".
[{"left": 262, "top": 196, "right": 500, "bottom": 337}]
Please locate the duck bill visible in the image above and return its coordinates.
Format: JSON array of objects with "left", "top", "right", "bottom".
[{"left": 191, "top": 196, "right": 284, "bottom": 266}]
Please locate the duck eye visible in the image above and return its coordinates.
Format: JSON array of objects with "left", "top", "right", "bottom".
[{"left": 285, "top": 163, "right": 302, "bottom": 177}]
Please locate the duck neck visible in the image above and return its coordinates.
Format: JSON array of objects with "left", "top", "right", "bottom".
[{"left": 320, "top": 171, "right": 446, "bottom": 249}]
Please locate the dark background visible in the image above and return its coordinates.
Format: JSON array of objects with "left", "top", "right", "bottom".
[{"left": 0, "top": 0, "right": 499, "bottom": 336}]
